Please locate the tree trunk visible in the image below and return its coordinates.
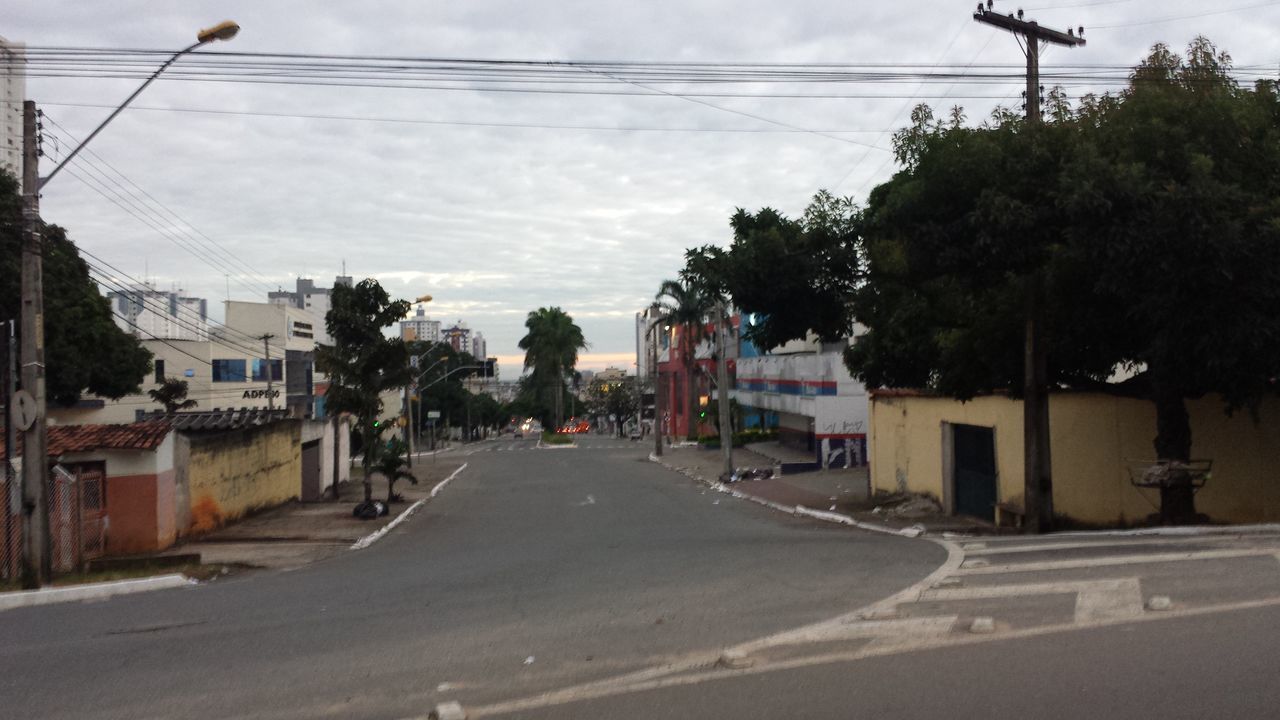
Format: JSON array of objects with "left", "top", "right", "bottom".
[
  {"left": 1153, "top": 382, "right": 1197, "bottom": 525},
  {"left": 361, "top": 425, "right": 374, "bottom": 504}
]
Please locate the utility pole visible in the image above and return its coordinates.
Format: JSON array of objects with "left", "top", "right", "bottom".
[
  {"left": 20, "top": 101, "right": 50, "bottom": 588},
  {"left": 5, "top": 319, "right": 16, "bottom": 580},
  {"left": 974, "top": 2, "right": 1084, "bottom": 533},
  {"left": 714, "top": 301, "right": 734, "bottom": 478},
  {"left": 260, "top": 334, "right": 276, "bottom": 411}
]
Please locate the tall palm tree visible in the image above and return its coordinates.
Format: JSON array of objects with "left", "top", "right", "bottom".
[
  {"left": 656, "top": 278, "right": 714, "bottom": 441},
  {"left": 518, "top": 307, "right": 587, "bottom": 428}
]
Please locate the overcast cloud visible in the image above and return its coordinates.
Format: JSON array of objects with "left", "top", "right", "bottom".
[{"left": 8, "top": 1, "right": 1279, "bottom": 372}]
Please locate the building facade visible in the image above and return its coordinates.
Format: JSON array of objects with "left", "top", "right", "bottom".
[
  {"left": 470, "top": 331, "right": 487, "bottom": 361},
  {"left": 267, "top": 275, "right": 352, "bottom": 345},
  {"left": 107, "top": 284, "right": 209, "bottom": 341},
  {"left": 442, "top": 320, "right": 471, "bottom": 353},
  {"left": 0, "top": 37, "right": 23, "bottom": 186},
  {"left": 400, "top": 306, "right": 441, "bottom": 343}
]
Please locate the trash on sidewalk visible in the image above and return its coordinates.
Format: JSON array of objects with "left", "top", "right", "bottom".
[
  {"left": 352, "top": 500, "right": 390, "bottom": 520},
  {"left": 869, "top": 493, "right": 943, "bottom": 518},
  {"left": 720, "top": 467, "right": 776, "bottom": 484}
]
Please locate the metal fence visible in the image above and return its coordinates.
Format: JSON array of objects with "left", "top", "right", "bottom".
[{"left": 2, "top": 461, "right": 20, "bottom": 582}]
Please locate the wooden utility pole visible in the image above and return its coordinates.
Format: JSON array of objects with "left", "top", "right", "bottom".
[
  {"left": 974, "top": 2, "right": 1084, "bottom": 532},
  {"left": 20, "top": 101, "right": 50, "bottom": 588},
  {"left": 714, "top": 301, "right": 734, "bottom": 479}
]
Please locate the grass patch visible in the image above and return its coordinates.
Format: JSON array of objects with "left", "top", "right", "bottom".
[
  {"left": 541, "top": 431, "right": 574, "bottom": 445},
  {"left": 0, "top": 562, "right": 226, "bottom": 592}
]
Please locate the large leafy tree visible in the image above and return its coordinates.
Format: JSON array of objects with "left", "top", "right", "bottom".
[
  {"left": 655, "top": 279, "right": 713, "bottom": 441},
  {"left": 0, "top": 171, "right": 152, "bottom": 405},
  {"left": 685, "top": 190, "right": 863, "bottom": 351},
  {"left": 316, "top": 279, "right": 411, "bottom": 505},
  {"left": 583, "top": 377, "right": 641, "bottom": 437},
  {"left": 848, "top": 38, "right": 1280, "bottom": 524},
  {"left": 518, "top": 307, "right": 586, "bottom": 428}
]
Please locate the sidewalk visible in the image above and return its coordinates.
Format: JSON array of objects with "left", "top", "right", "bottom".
[
  {"left": 654, "top": 443, "right": 993, "bottom": 536},
  {"left": 161, "top": 454, "right": 466, "bottom": 570}
]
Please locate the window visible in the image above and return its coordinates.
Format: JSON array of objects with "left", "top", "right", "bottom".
[
  {"left": 252, "top": 358, "right": 283, "bottom": 382},
  {"left": 154, "top": 359, "right": 165, "bottom": 383},
  {"left": 212, "top": 359, "right": 248, "bottom": 382}
]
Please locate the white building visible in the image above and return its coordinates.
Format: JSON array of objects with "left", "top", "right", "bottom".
[
  {"left": 267, "top": 275, "right": 351, "bottom": 345},
  {"left": 470, "top": 331, "right": 487, "bottom": 360},
  {"left": 107, "top": 284, "right": 209, "bottom": 341},
  {"left": 400, "top": 306, "right": 441, "bottom": 343},
  {"left": 0, "top": 37, "right": 23, "bottom": 186},
  {"left": 53, "top": 301, "right": 322, "bottom": 425}
]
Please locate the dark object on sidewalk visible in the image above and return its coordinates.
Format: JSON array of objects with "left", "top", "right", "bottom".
[
  {"left": 721, "top": 467, "right": 775, "bottom": 484},
  {"left": 352, "top": 500, "right": 389, "bottom": 519}
]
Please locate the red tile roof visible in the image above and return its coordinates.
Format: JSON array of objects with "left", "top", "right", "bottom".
[{"left": 1, "top": 420, "right": 172, "bottom": 458}]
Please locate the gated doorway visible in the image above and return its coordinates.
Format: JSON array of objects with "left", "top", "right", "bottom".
[
  {"left": 301, "top": 440, "right": 322, "bottom": 502},
  {"left": 49, "top": 462, "right": 107, "bottom": 572},
  {"left": 952, "top": 424, "right": 997, "bottom": 522}
]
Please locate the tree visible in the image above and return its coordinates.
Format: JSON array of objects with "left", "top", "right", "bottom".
[
  {"left": 684, "top": 190, "right": 863, "bottom": 351},
  {"left": 315, "top": 279, "right": 411, "bottom": 505},
  {"left": 148, "top": 377, "right": 197, "bottom": 414},
  {"left": 370, "top": 435, "right": 417, "bottom": 503},
  {"left": 848, "top": 39, "right": 1280, "bottom": 525},
  {"left": 583, "top": 377, "right": 640, "bottom": 436},
  {"left": 654, "top": 279, "right": 714, "bottom": 441},
  {"left": 517, "top": 307, "right": 586, "bottom": 429},
  {"left": 0, "top": 171, "right": 152, "bottom": 406}
]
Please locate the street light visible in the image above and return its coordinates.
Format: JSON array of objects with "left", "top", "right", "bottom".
[
  {"left": 40, "top": 21, "right": 241, "bottom": 190},
  {"left": 18, "top": 22, "right": 239, "bottom": 587}
]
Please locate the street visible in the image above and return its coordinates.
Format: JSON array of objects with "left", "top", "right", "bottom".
[{"left": 2, "top": 435, "right": 1279, "bottom": 719}]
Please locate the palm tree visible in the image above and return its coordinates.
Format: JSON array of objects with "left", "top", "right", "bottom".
[
  {"left": 148, "top": 377, "right": 198, "bottom": 414},
  {"left": 518, "top": 307, "right": 587, "bottom": 429},
  {"left": 371, "top": 436, "right": 417, "bottom": 503},
  {"left": 656, "top": 278, "right": 714, "bottom": 441}
]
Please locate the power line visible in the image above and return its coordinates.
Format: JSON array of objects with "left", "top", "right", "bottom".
[{"left": 40, "top": 116, "right": 280, "bottom": 296}]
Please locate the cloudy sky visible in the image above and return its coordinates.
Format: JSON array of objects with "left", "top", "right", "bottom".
[{"left": 8, "top": 1, "right": 1278, "bottom": 373}]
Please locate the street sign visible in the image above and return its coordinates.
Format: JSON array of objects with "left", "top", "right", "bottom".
[
  {"left": 11, "top": 389, "right": 36, "bottom": 431},
  {"left": 427, "top": 411, "right": 441, "bottom": 420}
]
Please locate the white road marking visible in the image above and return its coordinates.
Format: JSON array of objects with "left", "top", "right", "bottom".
[
  {"left": 919, "top": 578, "right": 1145, "bottom": 624},
  {"left": 349, "top": 463, "right": 468, "bottom": 550},
  {"left": 576, "top": 494, "right": 596, "bottom": 506},
  {"left": 963, "top": 536, "right": 1241, "bottom": 556},
  {"left": 955, "top": 548, "right": 1276, "bottom": 575},
  {"left": 459, "top": 594, "right": 1280, "bottom": 719}
]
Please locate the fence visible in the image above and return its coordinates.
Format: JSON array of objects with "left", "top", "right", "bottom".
[
  {"left": 1, "top": 461, "right": 18, "bottom": 581},
  {"left": 1, "top": 462, "right": 107, "bottom": 580}
]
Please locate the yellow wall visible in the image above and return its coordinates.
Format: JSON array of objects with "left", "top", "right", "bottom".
[
  {"left": 870, "top": 392, "right": 1280, "bottom": 525},
  {"left": 185, "top": 421, "right": 301, "bottom": 528}
]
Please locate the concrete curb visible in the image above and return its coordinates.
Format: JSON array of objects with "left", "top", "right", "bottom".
[
  {"left": 0, "top": 573, "right": 194, "bottom": 613},
  {"left": 648, "top": 453, "right": 922, "bottom": 539},
  {"left": 536, "top": 438, "right": 578, "bottom": 450},
  {"left": 350, "top": 462, "right": 468, "bottom": 551}
]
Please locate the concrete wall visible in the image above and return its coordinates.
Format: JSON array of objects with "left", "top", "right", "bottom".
[
  {"left": 870, "top": 392, "right": 1280, "bottom": 525},
  {"left": 182, "top": 420, "right": 302, "bottom": 529}
]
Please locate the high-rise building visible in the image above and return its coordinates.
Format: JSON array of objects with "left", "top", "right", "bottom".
[
  {"left": 442, "top": 320, "right": 471, "bottom": 353},
  {"left": 400, "top": 306, "right": 441, "bottom": 343},
  {"left": 1, "top": 37, "right": 26, "bottom": 187},
  {"left": 107, "top": 284, "right": 209, "bottom": 341},
  {"left": 470, "top": 331, "right": 487, "bottom": 361}
]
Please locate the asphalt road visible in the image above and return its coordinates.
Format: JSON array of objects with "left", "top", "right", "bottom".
[{"left": 0, "top": 434, "right": 944, "bottom": 719}]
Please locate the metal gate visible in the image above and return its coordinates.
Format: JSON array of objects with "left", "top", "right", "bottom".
[
  {"left": 300, "top": 440, "right": 322, "bottom": 502},
  {"left": 48, "top": 463, "right": 107, "bottom": 573},
  {"left": 953, "top": 424, "right": 997, "bottom": 522}
]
